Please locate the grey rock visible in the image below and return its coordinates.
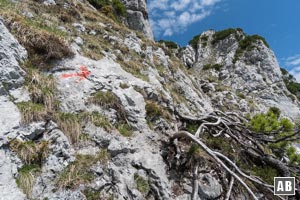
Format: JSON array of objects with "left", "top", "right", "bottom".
[
  {"left": 124, "top": 34, "right": 142, "bottom": 53},
  {"left": 0, "top": 20, "right": 27, "bottom": 90},
  {"left": 74, "top": 36, "right": 83, "bottom": 46},
  {"left": 43, "top": 0, "right": 56, "bottom": 5},
  {"left": 198, "top": 174, "right": 223, "bottom": 199},
  {"left": 0, "top": 149, "right": 26, "bottom": 200},
  {"left": 0, "top": 95, "right": 21, "bottom": 145},
  {"left": 18, "top": 122, "right": 46, "bottom": 140},
  {"left": 72, "top": 23, "right": 85, "bottom": 32},
  {"left": 121, "top": 0, "right": 154, "bottom": 39}
]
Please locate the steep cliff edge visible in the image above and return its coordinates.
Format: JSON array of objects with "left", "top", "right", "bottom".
[{"left": 0, "top": 1, "right": 300, "bottom": 200}]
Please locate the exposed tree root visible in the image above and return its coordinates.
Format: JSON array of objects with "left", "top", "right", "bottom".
[{"left": 171, "top": 110, "right": 299, "bottom": 199}]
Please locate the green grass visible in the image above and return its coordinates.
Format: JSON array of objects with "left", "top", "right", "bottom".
[
  {"left": 116, "top": 123, "right": 134, "bottom": 137},
  {"left": 89, "top": 90, "right": 127, "bottom": 121},
  {"left": 202, "top": 63, "right": 223, "bottom": 71},
  {"left": 158, "top": 40, "right": 178, "bottom": 49},
  {"left": 119, "top": 83, "right": 130, "bottom": 89},
  {"left": 252, "top": 165, "right": 279, "bottom": 185},
  {"left": 57, "top": 151, "right": 110, "bottom": 189},
  {"left": 16, "top": 164, "right": 40, "bottom": 198},
  {"left": 55, "top": 112, "right": 82, "bottom": 144},
  {"left": 16, "top": 102, "right": 48, "bottom": 124},
  {"left": 134, "top": 173, "right": 150, "bottom": 195},
  {"left": 188, "top": 34, "right": 201, "bottom": 49},
  {"left": 211, "top": 28, "right": 240, "bottom": 45},
  {"left": 89, "top": 111, "right": 113, "bottom": 132},
  {"left": 145, "top": 100, "right": 171, "bottom": 123},
  {"left": 186, "top": 123, "right": 199, "bottom": 134},
  {"left": 9, "top": 139, "right": 49, "bottom": 165}
]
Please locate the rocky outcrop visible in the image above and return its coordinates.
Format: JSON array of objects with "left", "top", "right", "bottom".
[
  {"left": 121, "top": 0, "right": 154, "bottom": 39},
  {"left": 0, "top": 20, "right": 27, "bottom": 89},
  {"left": 181, "top": 29, "right": 300, "bottom": 120}
]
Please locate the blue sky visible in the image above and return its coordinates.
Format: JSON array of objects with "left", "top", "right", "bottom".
[{"left": 148, "top": 0, "right": 300, "bottom": 81}]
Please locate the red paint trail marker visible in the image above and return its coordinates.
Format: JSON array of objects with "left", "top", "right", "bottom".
[{"left": 61, "top": 66, "right": 91, "bottom": 81}]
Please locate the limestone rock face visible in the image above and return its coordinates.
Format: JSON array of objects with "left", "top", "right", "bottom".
[
  {"left": 0, "top": 20, "right": 27, "bottom": 89},
  {"left": 121, "top": 0, "right": 154, "bottom": 39},
  {"left": 181, "top": 29, "right": 300, "bottom": 120}
]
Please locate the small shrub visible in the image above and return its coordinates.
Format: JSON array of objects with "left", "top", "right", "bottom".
[
  {"left": 16, "top": 164, "right": 40, "bottom": 198},
  {"left": 188, "top": 34, "right": 200, "bottom": 49},
  {"left": 87, "top": 0, "right": 126, "bottom": 19},
  {"left": 158, "top": 40, "right": 178, "bottom": 49},
  {"left": 280, "top": 68, "right": 289, "bottom": 75},
  {"left": 211, "top": 28, "right": 239, "bottom": 45},
  {"left": 285, "top": 81, "right": 300, "bottom": 96},
  {"left": 112, "top": 0, "right": 126, "bottom": 17},
  {"left": 286, "top": 146, "right": 300, "bottom": 165},
  {"left": 16, "top": 102, "right": 48, "bottom": 124},
  {"left": 249, "top": 108, "right": 298, "bottom": 159},
  {"left": 202, "top": 64, "right": 223, "bottom": 71},
  {"left": 134, "top": 173, "right": 150, "bottom": 195},
  {"left": 234, "top": 34, "right": 269, "bottom": 63},
  {"left": 239, "top": 35, "right": 269, "bottom": 50}
]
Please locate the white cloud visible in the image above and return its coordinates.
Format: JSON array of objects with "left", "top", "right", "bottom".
[
  {"left": 285, "top": 55, "right": 300, "bottom": 66},
  {"left": 282, "top": 54, "right": 300, "bottom": 82},
  {"left": 148, "top": 0, "right": 223, "bottom": 37},
  {"left": 289, "top": 66, "right": 300, "bottom": 82}
]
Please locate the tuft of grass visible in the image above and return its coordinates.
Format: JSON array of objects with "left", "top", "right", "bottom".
[
  {"left": 2, "top": 12, "right": 73, "bottom": 67},
  {"left": 16, "top": 102, "right": 48, "bottom": 124},
  {"left": 25, "top": 68, "right": 58, "bottom": 110},
  {"left": 55, "top": 113, "right": 82, "bottom": 145},
  {"left": 57, "top": 151, "right": 109, "bottom": 189},
  {"left": 186, "top": 123, "right": 199, "bottom": 134},
  {"left": 82, "top": 188, "right": 101, "bottom": 200},
  {"left": 251, "top": 165, "right": 279, "bottom": 185},
  {"left": 119, "top": 83, "right": 130, "bottom": 89},
  {"left": 145, "top": 100, "right": 172, "bottom": 123},
  {"left": 119, "top": 60, "right": 149, "bottom": 82},
  {"left": 202, "top": 63, "right": 223, "bottom": 71},
  {"left": 16, "top": 164, "right": 40, "bottom": 198},
  {"left": 9, "top": 139, "right": 49, "bottom": 165},
  {"left": 89, "top": 90, "right": 127, "bottom": 121},
  {"left": 89, "top": 111, "right": 113, "bottom": 132},
  {"left": 116, "top": 123, "right": 133, "bottom": 137},
  {"left": 134, "top": 173, "right": 150, "bottom": 195}
]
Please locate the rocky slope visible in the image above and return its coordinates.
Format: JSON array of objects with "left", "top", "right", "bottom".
[{"left": 0, "top": 1, "right": 300, "bottom": 200}]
